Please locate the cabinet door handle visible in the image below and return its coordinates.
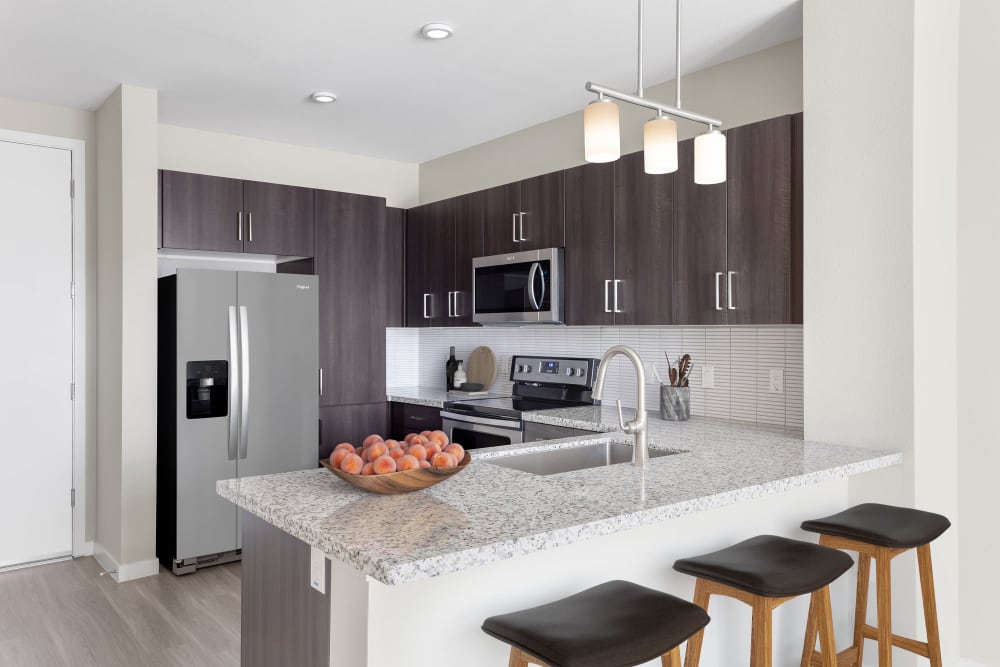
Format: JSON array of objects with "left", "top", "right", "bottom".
[
  {"left": 519, "top": 212, "right": 527, "bottom": 242},
  {"left": 446, "top": 291, "right": 452, "bottom": 318},
  {"left": 604, "top": 280, "right": 612, "bottom": 313},
  {"left": 238, "top": 212, "right": 243, "bottom": 241},
  {"left": 613, "top": 279, "right": 623, "bottom": 313},
  {"left": 727, "top": 271, "right": 736, "bottom": 310},
  {"left": 247, "top": 212, "right": 253, "bottom": 243},
  {"left": 452, "top": 291, "right": 461, "bottom": 318},
  {"left": 423, "top": 293, "right": 431, "bottom": 319},
  {"left": 512, "top": 214, "right": 519, "bottom": 243},
  {"left": 319, "top": 368, "right": 324, "bottom": 396},
  {"left": 715, "top": 272, "right": 724, "bottom": 311}
]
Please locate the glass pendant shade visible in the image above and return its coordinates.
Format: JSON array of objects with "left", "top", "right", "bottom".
[
  {"left": 584, "top": 99, "right": 621, "bottom": 163},
  {"left": 643, "top": 116, "right": 678, "bottom": 174},
  {"left": 694, "top": 130, "right": 726, "bottom": 184}
]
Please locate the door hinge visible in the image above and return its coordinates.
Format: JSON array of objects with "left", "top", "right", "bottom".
[
  {"left": 71, "top": 488, "right": 76, "bottom": 507},
  {"left": 70, "top": 383, "right": 76, "bottom": 400},
  {"left": 70, "top": 180, "right": 75, "bottom": 199}
]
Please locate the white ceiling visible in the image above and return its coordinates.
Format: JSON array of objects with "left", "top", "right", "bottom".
[{"left": 1, "top": 0, "right": 801, "bottom": 163}]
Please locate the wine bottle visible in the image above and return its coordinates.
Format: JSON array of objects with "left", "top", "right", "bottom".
[{"left": 446, "top": 346, "right": 458, "bottom": 390}]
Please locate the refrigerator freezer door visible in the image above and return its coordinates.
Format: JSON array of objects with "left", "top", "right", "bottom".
[
  {"left": 175, "top": 270, "right": 239, "bottom": 560},
  {"left": 236, "top": 272, "right": 319, "bottom": 480}
]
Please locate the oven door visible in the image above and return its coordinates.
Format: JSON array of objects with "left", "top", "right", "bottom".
[
  {"left": 473, "top": 248, "right": 563, "bottom": 324},
  {"left": 441, "top": 411, "right": 524, "bottom": 449}
]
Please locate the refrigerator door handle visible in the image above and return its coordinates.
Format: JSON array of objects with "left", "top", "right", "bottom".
[
  {"left": 227, "top": 306, "right": 239, "bottom": 461},
  {"left": 238, "top": 305, "right": 251, "bottom": 460}
]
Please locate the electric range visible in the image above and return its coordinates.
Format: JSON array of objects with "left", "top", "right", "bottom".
[{"left": 441, "top": 354, "right": 599, "bottom": 448}]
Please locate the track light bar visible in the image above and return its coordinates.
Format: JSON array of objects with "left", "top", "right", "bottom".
[{"left": 584, "top": 82, "right": 722, "bottom": 129}]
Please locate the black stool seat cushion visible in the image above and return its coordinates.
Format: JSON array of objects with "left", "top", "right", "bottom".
[
  {"left": 673, "top": 535, "right": 854, "bottom": 598},
  {"left": 481, "top": 580, "right": 710, "bottom": 667},
  {"left": 801, "top": 502, "right": 951, "bottom": 548}
]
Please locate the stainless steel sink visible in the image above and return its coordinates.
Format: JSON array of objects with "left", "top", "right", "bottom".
[{"left": 487, "top": 442, "right": 676, "bottom": 476}]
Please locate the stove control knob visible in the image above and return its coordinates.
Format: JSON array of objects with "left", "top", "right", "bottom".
[
  {"left": 516, "top": 365, "right": 525, "bottom": 373},
  {"left": 576, "top": 368, "right": 586, "bottom": 377},
  {"left": 524, "top": 366, "right": 532, "bottom": 374},
  {"left": 565, "top": 368, "right": 575, "bottom": 377}
]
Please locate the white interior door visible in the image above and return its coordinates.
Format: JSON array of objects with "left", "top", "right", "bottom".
[{"left": 0, "top": 140, "right": 73, "bottom": 568}]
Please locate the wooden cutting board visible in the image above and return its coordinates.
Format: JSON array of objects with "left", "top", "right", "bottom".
[{"left": 465, "top": 346, "right": 497, "bottom": 390}]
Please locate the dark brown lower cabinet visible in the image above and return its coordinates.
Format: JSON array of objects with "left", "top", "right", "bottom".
[
  {"left": 389, "top": 402, "right": 443, "bottom": 440},
  {"left": 319, "top": 403, "right": 389, "bottom": 461}
]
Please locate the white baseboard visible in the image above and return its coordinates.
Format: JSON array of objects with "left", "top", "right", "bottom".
[
  {"left": 93, "top": 544, "right": 160, "bottom": 582},
  {"left": 956, "top": 660, "right": 993, "bottom": 667}
]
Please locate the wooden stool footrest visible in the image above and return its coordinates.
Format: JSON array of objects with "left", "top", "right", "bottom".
[
  {"left": 859, "top": 624, "right": 930, "bottom": 658},
  {"left": 808, "top": 646, "right": 860, "bottom": 667}
]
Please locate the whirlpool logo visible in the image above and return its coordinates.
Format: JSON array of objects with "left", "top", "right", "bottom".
[{"left": 295, "top": 284, "right": 310, "bottom": 290}]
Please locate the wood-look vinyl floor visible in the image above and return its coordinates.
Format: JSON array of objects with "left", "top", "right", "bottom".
[{"left": 0, "top": 557, "right": 241, "bottom": 667}]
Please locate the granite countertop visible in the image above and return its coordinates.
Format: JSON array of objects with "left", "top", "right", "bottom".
[
  {"left": 218, "top": 402, "right": 901, "bottom": 586},
  {"left": 387, "top": 386, "right": 508, "bottom": 408}
]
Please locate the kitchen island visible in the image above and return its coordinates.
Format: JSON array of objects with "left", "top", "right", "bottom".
[{"left": 218, "top": 409, "right": 900, "bottom": 667}]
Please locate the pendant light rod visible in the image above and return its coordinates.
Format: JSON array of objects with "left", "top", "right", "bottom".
[
  {"left": 585, "top": 81, "right": 722, "bottom": 127},
  {"left": 675, "top": 0, "right": 682, "bottom": 108},
  {"left": 637, "top": 0, "right": 645, "bottom": 97}
]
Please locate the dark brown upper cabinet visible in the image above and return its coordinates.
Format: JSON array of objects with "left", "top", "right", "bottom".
[
  {"left": 483, "top": 172, "right": 564, "bottom": 255},
  {"left": 725, "top": 114, "right": 796, "bottom": 325},
  {"left": 671, "top": 137, "right": 729, "bottom": 325},
  {"left": 613, "top": 151, "right": 676, "bottom": 325},
  {"left": 563, "top": 162, "right": 615, "bottom": 326},
  {"left": 242, "top": 180, "right": 314, "bottom": 257},
  {"left": 451, "top": 191, "right": 484, "bottom": 326},
  {"left": 160, "top": 170, "right": 314, "bottom": 257}
]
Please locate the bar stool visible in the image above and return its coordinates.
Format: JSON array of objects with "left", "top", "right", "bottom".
[
  {"left": 481, "top": 580, "right": 710, "bottom": 666},
  {"left": 800, "top": 503, "right": 950, "bottom": 667},
  {"left": 673, "top": 535, "right": 854, "bottom": 667}
]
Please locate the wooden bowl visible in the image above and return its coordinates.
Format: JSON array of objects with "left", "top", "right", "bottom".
[{"left": 321, "top": 452, "right": 472, "bottom": 494}]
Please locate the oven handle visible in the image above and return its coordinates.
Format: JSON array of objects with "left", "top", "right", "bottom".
[
  {"left": 440, "top": 411, "right": 522, "bottom": 430},
  {"left": 527, "top": 261, "right": 541, "bottom": 311}
]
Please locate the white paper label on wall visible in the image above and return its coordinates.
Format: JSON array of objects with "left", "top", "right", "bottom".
[{"left": 310, "top": 546, "right": 326, "bottom": 594}]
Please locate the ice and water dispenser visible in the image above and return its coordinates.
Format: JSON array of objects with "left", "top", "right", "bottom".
[{"left": 186, "top": 360, "right": 229, "bottom": 419}]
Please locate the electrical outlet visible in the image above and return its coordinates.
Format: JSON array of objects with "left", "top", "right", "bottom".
[
  {"left": 769, "top": 369, "right": 784, "bottom": 394},
  {"left": 702, "top": 365, "right": 715, "bottom": 389}
]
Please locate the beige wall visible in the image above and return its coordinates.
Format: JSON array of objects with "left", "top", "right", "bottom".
[
  {"left": 419, "top": 39, "right": 803, "bottom": 204},
  {"left": 803, "top": 0, "right": 960, "bottom": 662},
  {"left": 95, "top": 85, "right": 160, "bottom": 579},
  {"left": 0, "top": 96, "right": 99, "bottom": 542},
  {"left": 957, "top": 1, "right": 1000, "bottom": 662},
  {"left": 158, "top": 125, "right": 419, "bottom": 209}
]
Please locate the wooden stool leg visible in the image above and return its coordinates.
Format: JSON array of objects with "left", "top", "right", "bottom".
[
  {"left": 875, "top": 549, "right": 893, "bottom": 667},
  {"left": 661, "top": 646, "right": 682, "bottom": 667},
  {"left": 815, "top": 586, "right": 838, "bottom": 667},
  {"left": 917, "top": 544, "right": 943, "bottom": 667},
  {"left": 683, "top": 580, "right": 711, "bottom": 667},
  {"left": 750, "top": 597, "right": 773, "bottom": 667},
  {"left": 800, "top": 590, "right": 819, "bottom": 667},
  {"left": 508, "top": 646, "right": 530, "bottom": 667},
  {"left": 854, "top": 553, "right": 871, "bottom": 667}
]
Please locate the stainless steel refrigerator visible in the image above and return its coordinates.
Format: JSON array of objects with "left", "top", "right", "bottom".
[{"left": 157, "top": 269, "right": 319, "bottom": 574}]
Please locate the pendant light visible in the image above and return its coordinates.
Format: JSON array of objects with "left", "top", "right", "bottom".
[
  {"left": 584, "top": 97, "right": 621, "bottom": 163},
  {"left": 582, "top": 0, "right": 726, "bottom": 184}
]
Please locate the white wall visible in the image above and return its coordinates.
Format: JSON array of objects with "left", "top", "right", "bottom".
[
  {"left": 419, "top": 39, "right": 803, "bottom": 204},
  {"left": 0, "top": 96, "right": 98, "bottom": 543},
  {"left": 957, "top": 1, "right": 1000, "bottom": 662},
  {"left": 803, "top": 0, "right": 960, "bottom": 662},
  {"left": 95, "top": 85, "right": 160, "bottom": 581},
  {"left": 158, "top": 124, "right": 419, "bottom": 209}
]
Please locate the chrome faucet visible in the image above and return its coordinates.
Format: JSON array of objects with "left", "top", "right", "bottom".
[{"left": 591, "top": 345, "right": 648, "bottom": 466}]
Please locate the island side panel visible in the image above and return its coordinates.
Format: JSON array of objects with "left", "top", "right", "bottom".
[
  {"left": 359, "top": 479, "right": 851, "bottom": 667},
  {"left": 241, "top": 510, "right": 331, "bottom": 667}
]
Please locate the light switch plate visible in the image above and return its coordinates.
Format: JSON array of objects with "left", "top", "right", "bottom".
[
  {"left": 769, "top": 369, "right": 784, "bottom": 394},
  {"left": 702, "top": 366, "right": 715, "bottom": 389},
  {"left": 310, "top": 546, "right": 326, "bottom": 594}
]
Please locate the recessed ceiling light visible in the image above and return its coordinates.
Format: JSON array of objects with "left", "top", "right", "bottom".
[
  {"left": 421, "top": 23, "right": 454, "bottom": 40},
  {"left": 310, "top": 91, "right": 337, "bottom": 104}
]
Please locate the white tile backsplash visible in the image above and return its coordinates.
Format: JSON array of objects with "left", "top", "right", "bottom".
[{"left": 387, "top": 325, "right": 805, "bottom": 429}]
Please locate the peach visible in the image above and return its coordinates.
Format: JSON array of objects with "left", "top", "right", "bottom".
[
  {"left": 331, "top": 448, "right": 352, "bottom": 468},
  {"left": 431, "top": 452, "right": 458, "bottom": 468},
  {"left": 361, "top": 462, "right": 375, "bottom": 476},
  {"left": 372, "top": 455, "right": 397, "bottom": 475},
  {"left": 404, "top": 433, "right": 419, "bottom": 444},
  {"left": 397, "top": 454, "right": 421, "bottom": 471},
  {"left": 388, "top": 447, "right": 406, "bottom": 461},
  {"left": 407, "top": 444, "right": 428, "bottom": 461},
  {"left": 384, "top": 439, "right": 401, "bottom": 450},
  {"left": 424, "top": 442, "right": 442, "bottom": 458},
  {"left": 339, "top": 453, "right": 364, "bottom": 475},
  {"left": 443, "top": 443, "right": 465, "bottom": 462},
  {"left": 429, "top": 430, "right": 449, "bottom": 447},
  {"left": 419, "top": 430, "right": 432, "bottom": 439},
  {"left": 354, "top": 445, "right": 364, "bottom": 456},
  {"left": 362, "top": 434, "right": 384, "bottom": 448},
  {"left": 364, "top": 441, "right": 388, "bottom": 462},
  {"left": 334, "top": 442, "right": 355, "bottom": 454},
  {"left": 419, "top": 460, "right": 431, "bottom": 469}
]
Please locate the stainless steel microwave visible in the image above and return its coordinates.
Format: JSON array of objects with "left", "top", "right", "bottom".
[{"left": 472, "top": 248, "right": 564, "bottom": 324}]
